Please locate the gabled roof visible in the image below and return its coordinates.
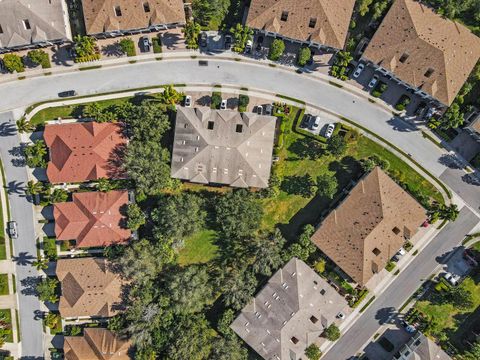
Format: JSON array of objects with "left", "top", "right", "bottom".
[
  {"left": 311, "top": 167, "right": 425, "bottom": 286},
  {"left": 362, "top": 0, "right": 480, "bottom": 106},
  {"left": 171, "top": 108, "right": 276, "bottom": 188},
  {"left": 246, "top": 0, "right": 355, "bottom": 49},
  {"left": 54, "top": 190, "right": 131, "bottom": 248},
  {"left": 81, "top": 0, "right": 185, "bottom": 35},
  {"left": 0, "top": 0, "right": 71, "bottom": 50},
  {"left": 57, "top": 257, "right": 126, "bottom": 319},
  {"left": 64, "top": 328, "right": 132, "bottom": 360},
  {"left": 44, "top": 122, "right": 127, "bottom": 184},
  {"left": 231, "top": 258, "right": 347, "bottom": 360}
]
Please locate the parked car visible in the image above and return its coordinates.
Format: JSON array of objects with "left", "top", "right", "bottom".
[
  {"left": 184, "top": 95, "right": 192, "bottom": 107},
  {"left": 58, "top": 90, "right": 77, "bottom": 98},
  {"left": 336, "top": 312, "right": 345, "bottom": 320},
  {"left": 224, "top": 35, "right": 232, "bottom": 50},
  {"left": 415, "top": 102, "right": 427, "bottom": 117},
  {"left": 368, "top": 75, "right": 379, "bottom": 88},
  {"left": 141, "top": 36, "right": 151, "bottom": 52},
  {"left": 220, "top": 99, "right": 227, "bottom": 110},
  {"left": 443, "top": 272, "right": 460, "bottom": 286},
  {"left": 353, "top": 63, "right": 365, "bottom": 78},
  {"left": 312, "top": 116, "right": 321, "bottom": 130},
  {"left": 264, "top": 104, "right": 273, "bottom": 116},
  {"left": 256, "top": 105, "right": 263, "bottom": 115},
  {"left": 325, "top": 123, "right": 335, "bottom": 138},
  {"left": 7, "top": 221, "right": 18, "bottom": 239},
  {"left": 400, "top": 320, "right": 416, "bottom": 334},
  {"left": 392, "top": 247, "right": 406, "bottom": 262},
  {"left": 245, "top": 40, "right": 253, "bottom": 53},
  {"left": 199, "top": 32, "right": 208, "bottom": 48}
]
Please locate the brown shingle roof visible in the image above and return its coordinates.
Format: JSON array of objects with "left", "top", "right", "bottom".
[
  {"left": 57, "top": 257, "right": 126, "bottom": 318},
  {"left": 311, "top": 167, "right": 426, "bottom": 286},
  {"left": 362, "top": 0, "right": 480, "bottom": 106},
  {"left": 246, "top": 0, "right": 355, "bottom": 49},
  {"left": 82, "top": 0, "right": 185, "bottom": 35},
  {"left": 64, "top": 328, "right": 132, "bottom": 360},
  {"left": 54, "top": 190, "right": 131, "bottom": 248},
  {"left": 44, "top": 122, "right": 127, "bottom": 184}
]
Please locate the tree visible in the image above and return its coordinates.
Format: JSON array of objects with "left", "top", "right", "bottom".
[
  {"left": 49, "top": 188, "right": 68, "bottom": 204},
  {"left": 305, "top": 344, "right": 322, "bottom": 360},
  {"left": 441, "top": 284, "right": 474, "bottom": 310},
  {"left": 33, "top": 257, "right": 48, "bottom": 270},
  {"left": 238, "top": 94, "right": 249, "bottom": 111},
  {"left": 44, "top": 312, "right": 59, "bottom": 329},
  {"left": 27, "top": 49, "right": 51, "bottom": 68},
  {"left": 440, "top": 103, "right": 464, "bottom": 129},
  {"left": 358, "top": 0, "right": 374, "bottom": 16},
  {"left": 16, "top": 118, "right": 36, "bottom": 133},
  {"left": 192, "top": 0, "right": 230, "bottom": 26},
  {"left": 251, "top": 230, "right": 286, "bottom": 276},
  {"left": 361, "top": 158, "right": 376, "bottom": 173},
  {"left": 317, "top": 173, "right": 338, "bottom": 199},
  {"left": 284, "top": 224, "right": 317, "bottom": 262},
  {"left": 215, "top": 189, "right": 263, "bottom": 240},
  {"left": 462, "top": 341, "right": 480, "bottom": 360},
  {"left": 297, "top": 47, "right": 311, "bottom": 67},
  {"left": 124, "top": 141, "right": 173, "bottom": 196},
  {"left": 324, "top": 324, "right": 340, "bottom": 341},
  {"left": 82, "top": 102, "right": 103, "bottom": 119},
  {"left": 167, "top": 265, "right": 213, "bottom": 314},
  {"left": 36, "top": 277, "right": 59, "bottom": 303},
  {"left": 334, "top": 51, "right": 353, "bottom": 67},
  {"left": 222, "top": 267, "right": 258, "bottom": 310},
  {"left": 24, "top": 140, "right": 47, "bottom": 168},
  {"left": 25, "top": 180, "right": 44, "bottom": 196},
  {"left": 74, "top": 35, "right": 97, "bottom": 58},
  {"left": 371, "top": 0, "right": 390, "bottom": 20},
  {"left": 126, "top": 102, "right": 170, "bottom": 143},
  {"left": 327, "top": 134, "right": 347, "bottom": 157},
  {"left": 230, "top": 23, "right": 253, "bottom": 53},
  {"left": 166, "top": 314, "right": 215, "bottom": 360},
  {"left": 210, "top": 336, "right": 248, "bottom": 360},
  {"left": 119, "top": 38, "right": 136, "bottom": 57},
  {"left": 158, "top": 85, "right": 184, "bottom": 106},
  {"left": 268, "top": 39, "right": 285, "bottom": 61},
  {"left": 217, "top": 309, "right": 235, "bottom": 338},
  {"left": 126, "top": 203, "right": 146, "bottom": 231},
  {"left": 430, "top": 203, "right": 459, "bottom": 222},
  {"left": 2, "top": 54, "right": 24, "bottom": 73},
  {"left": 96, "top": 177, "right": 114, "bottom": 192},
  {"left": 315, "top": 259, "right": 326, "bottom": 273},
  {"left": 183, "top": 21, "right": 201, "bottom": 49}
]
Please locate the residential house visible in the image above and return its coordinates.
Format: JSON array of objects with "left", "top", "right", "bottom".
[
  {"left": 0, "top": 0, "right": 71, "bottom": 53},
  {"left": 311, "top": 167, "right": 426, "bottom": 287},
  {"left": 81, "top": 0, "right": 185, "bottom": 37},
  {"left": 54, "top": 190, "right": 132, "bottom": 248},
  {"left": 44, "top": 121, "right": 127, "bottom": 184},
  {"left": 57, "top": 257, "right": 126, "bottom": 319},
  {"left": 246, "top": 0, "right": 355, "bottom": 51},
  {"left": 361, "top": 0, "right": 480, "bottom": 109},
  {"left": 231, "top": 258, "right": 347, "bottom": 360},
  {"left": 64, "top": 328, "right": 132, "bottom": 360},
  {"left": 392, "top": 331, "right": 451, "bottom": 360},
  {"left": 171, "top": 107, "right": 276, "bottom": 188}
]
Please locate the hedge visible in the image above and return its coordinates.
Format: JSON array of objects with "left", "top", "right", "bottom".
[
  {"left": 153, "top": 37, "right": 162, "bottom": 54},
  {"left": 74, "top": 54, "right": 101, "bottom": 63}
]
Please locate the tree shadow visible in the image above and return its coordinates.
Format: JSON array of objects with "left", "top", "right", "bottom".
[
  {"left": 375, "top": 307, "right": 396, "bottom": 325},
  {"left": 287, "top": 137, "right": 324, "bottom": 160},
  {"left": 101, "top": 42, "right": 123, "bottom": 57},
  {"left": 7, "top": 180, "right": 25, "bottom": 196},
  {"left": 386, "top": 117, "right": 418, "bottom": 132},
  {"left": 196, "top": 95, "right": 212, "bottom": 107},
  {"left": 462, "top": 173, "right": 480, "bottom": 186},
  {"left": 280, "top": 175, "right": 315, "bottom": 198},
  {"left": 20, "top": 275, "right": 40, "bottom": 296},
  {"left": 51, "top": 45, "right": 74, "bottom": 67},
  {"left": 8, "top": 144, "right": 26, "bottom": 167},
  {"left": 106, "top": 143, "right": 128, "bottom": 179},
  {"left": 162, "top": 32, "right": 182, "bottom": 51},
  {"left": 328, "top": 156, "right": 363, "bottom": 184},
  {"left": 0, "top": 122, "right": 16, "bottom": 137},
  {"left": 438, "top": 153, "right": 463, "bottom": 169}
]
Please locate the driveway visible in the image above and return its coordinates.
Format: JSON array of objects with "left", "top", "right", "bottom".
[{"left": 0, "top": 112, "right": 44, "bottom": 358}]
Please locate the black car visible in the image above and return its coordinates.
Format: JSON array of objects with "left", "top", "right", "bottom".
[
  {"left": 58, "top": 90, "right": 77, "bottom": 98},
  {"left": 256, "top": 35, "right": 264, "bottom": 51},
  {"left": 199, "top": 32, "right": 208, "bottom": 48},
  {"left": 224, "top": 35, "right": 232, "bottom": 50}
]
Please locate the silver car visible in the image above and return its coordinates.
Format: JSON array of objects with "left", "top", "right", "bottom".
[{"left": 7, "top": 221, "right": 18, "bottom": 239}]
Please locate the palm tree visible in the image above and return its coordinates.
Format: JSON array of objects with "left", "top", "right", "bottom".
[
  {"left": 26, "top": 180, "right": 44, "bottom": 196},
  {"left": 158, "top": 85, "right": 184, "bottom": 106},
  {"left": 230, "top": 23, "right": 253, "bottom": 53},
  {"left": 49, "top": 188, "right": 68, "bottom": 204},
  {"left": 16, "top": 118, "right": 36, "bottom": 133},
  {"left": 439, "top": 204, "right": 459, "bottom": 221},
  {"left": 183, "top": 21, "right": 201, "bottom": 49},
  {"left": 96, "top": 177, "right": 114, "bottom": 192},
  {"left": 33, "top": 257, "right": 48, "bottom": 270}
]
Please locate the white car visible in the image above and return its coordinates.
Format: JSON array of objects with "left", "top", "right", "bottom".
[
  {"left": 256, "top": 105, "right": 263, "bottom": 115},
  {"left": 312, "top": 116, "right": 321, "bottom": 130},
  {"left": 368, "top": 75, "right": 379, "bottom": 88},
  {"left": 336, "top": 312, "right": 345, "bottom": 320},
  {"left": 443, "top": 272, "right": 460, "bottom": 286},
  {"left": 397, "top": 247, "right": 406, "bottom": 256},
  {"left": 220, "top": 99, "right": 227, "bottom": 110},
  {"left": 325, "top": 123, "right": 335, "bottom": 138},
  {"left": 184, "top": 95, "right": 192, "bottom": 107},
  {"left": 245, "top": 40, "right": 253, "bottom": 53},
  {"left": 353, "top": 63, "right": 365, "bottom": 78}
]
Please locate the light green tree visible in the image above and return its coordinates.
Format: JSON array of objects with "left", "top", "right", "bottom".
[
  {"left": 268, "top": 39, "right": 285, "bottom": 61},
  {"left": 230, "top": 23, "right": 253, "bottom": 53}
]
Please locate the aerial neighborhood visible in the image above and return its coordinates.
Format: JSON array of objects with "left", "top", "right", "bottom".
[{"left": 0, "top": 1, "right": 479, "bottom": 360}]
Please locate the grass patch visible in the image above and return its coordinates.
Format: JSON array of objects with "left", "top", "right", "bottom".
[
  {"left": 385, "top": 261, "right": 396, "bottom": 272},
  {"left": 268, "top": 63, "right": 277, "bottom": 67},
  {"left": 78, "top": 65, "right": 102, "bottom": 71},
  {"left": 156, "top": 57, "right": 163, "bottom": 61},
  {"left": 360, "top": 296, "right": 376, "bottom": 313},
  {"left": 128, "top": 60, "right": 137, "bottom": 64},
  {"left": 44, "top": 72, "right": 52, "bottom": 76},
  {"left": 329, "top": 81, "right": 344, "bottom": 88},
  {"left": 178, "top": 230, "right": 219, "bottom": 266},
  {"left": 0, "top": 159, "right": 7, "bottom": 260},
  {"left": 421, "top": 131, "right": 444, "bottom": 149},
  {"left": 412, "top": 250, "right": 419, "bottom": 256},
  {"left": 152, "top": 37, "right": 162, "bottom": 54},
  {"left": 17, "top": 76, "right": 26, "bottom": 80},
  {"left": 15, "top": 309, "right": 19, "bottom": 342},
  {"left": 394, "top": 269, "right": 400, "bottom": 276},
  {"left": 276, "top": 94, "right": 306, "bottom": 105},
  {"left": 11, "top": 274, "right": 15, "bottom": 294},
  {"left": 368, "top": 99, "right": 375, "bottom": 103},
  {"left": 0, "top": 309, "right": 13, "bottom": 343},
  {"left": 0, "top": 274, "right": 8, "bottom": 295}
]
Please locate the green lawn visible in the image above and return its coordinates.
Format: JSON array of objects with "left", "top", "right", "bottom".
[
  {"left": 178, "top": 230, "right": 219, "bottom": 266},
  {"left": 0, "top": 162, "right": 7, "bottom": 260},
  {"left": 0, "top": 309, "right": 14, "bottom": 343},
  {"left": 0, "top": 274, "right": 8, "bottom": 296}
]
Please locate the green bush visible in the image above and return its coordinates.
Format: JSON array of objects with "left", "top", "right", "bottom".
[
  {"left": 152, "top": 37, "right": 162, "bottom": 53},
  {"left": 119, "top": 38, "right": 136, "bottom": 57},
  {"left": 2, "top": 54, "right": 25, "bottom": 73},
  {"left": 43, "top": 237, "right": 57, "bottom": 261},
  {"left": 324, "top": 324, "right": 341, "bottom": 341},
  {"left": 211, "top": 92, "right": 222, "bottom": 109},
  {"left": 238, "top": 94, "right": 249, "bottom": 112},
  {"left": 385, "top": 261, "right": 396, "bottom": 272},
  {"left": 27, "top": 50, "right": 51, "bottom": 69},
  {"left": 297, "top": 47, "right": 311, "bottom": 66},
  {"left": 74, "top": 54, "right": 101, "bottom": 63},
  {"left": 268, "top": 39, "right": 285, "bottom": 61}
]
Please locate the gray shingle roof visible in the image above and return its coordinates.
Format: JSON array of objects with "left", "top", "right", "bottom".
[
  {"left": 171, "top": 108, "right": 276, "bottom": 188},
  {"left": 0, "top": 0, "right": 71, "bottom": 50},
  {"left": 231, "top": 258, "right": 347, "bottom": 360}
]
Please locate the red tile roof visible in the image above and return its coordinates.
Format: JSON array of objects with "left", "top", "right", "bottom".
[
  {"left": 44, "top": 122, "right": 127, "bottom": 184},
  {"left": 54, "top": 190, "right": 131, "bottom": 248}
]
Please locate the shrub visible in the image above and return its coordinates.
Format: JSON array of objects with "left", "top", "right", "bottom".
[
  {"left": 268, "top": 39, "right": 285, "bottom": 61},
  {"left": 297, "top": 47, "right": 311, "bottom": 67},
  {"left": 238, "top": 94, "right": 249, "bottom": 112},
  {"left": 324, "top": 324, "right": 341, "bottom": 341},
  {"left": 315, "top": 259, "right": 326, "bottom": 273},
  {"left": 211, "top": 92, "right": 222, "bottom": 109},
  {"left": 152, "top": 37, "right": 162, "bottom": 53},
  {"left": 119, "top": 38, "right": 136, "bottom": 57},
  {"left": 2, "top": 54, "right": 25, "bottom": 73},
  {"left": 27, "top": 50, "right": 51, "bottom": 69},
  {"left": 385, "top": 261, "right": 396, "bottom": 272},
  {"left": 305, "top": 344, "right": 322, "bottom": 360}
]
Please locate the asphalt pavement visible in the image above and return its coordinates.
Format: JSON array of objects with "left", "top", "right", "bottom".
[
  {"left": 322, "top": 206, "right": 479, "bottom": 360},
  {"left": 0, "top": 112, "right": 44, "bottom": 358}
]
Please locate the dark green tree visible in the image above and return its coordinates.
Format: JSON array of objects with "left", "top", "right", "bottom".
[
  {"left": 327, "top": 134, "right": 347, "bottom": 157},
  {"left": 126, "top": 203, "right": 146, "bottom": 231},
  {"left": 440, "top": 103, "right": 464, "bottom": 129},
  {"left": 27, "top": 49, "right": 51, "bottom": 68},
  {"left": 324, "top": 324, "right": 341, "bottom": 341},
  {"left": 316, "top": 173, "right": 338, "bottom": 199},
  {"left": 251, "top": 229, "right": 286, "bottom": 276},
  {"left": 36, "top": 277, "right": 59, "bottom": 303},
  {"left": 461, "top": 341, "right": 480, "bottom": 360},
  {"left": 268, "top": 39, "right": 285, "bottom": 61},
  {"left": 119, "top": 38, "right": 136, "bottom": 56},
  {"left": 24, "top": 140, "right": 47, "bottom": 168},
  {"left": 222, "top": 267, "right": 258, "bottom": 310},
  {"left": 305, "top": 344, "right": 322, "bottom": 360},
  {"left": 284, "top": 224, "right": 317, "bottom": 262},
  {"left": 183, "top": 21, "right": 201, "bottom": 49},
  {"left": 2, "top": 54, "right": 24, "bottom": 73},
  {"left": 210, "top": 336, "right": 248, "bottom": 360},
  {"left": 297, "top": 47, "right": 311, "bottom": 66},
  {"left": 217, "top": 308, "right": 235, "bottom": 338}
]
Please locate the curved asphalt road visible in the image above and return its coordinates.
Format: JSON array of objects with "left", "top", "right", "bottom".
[{"left": 0, "top": 58, "right": 478, "bottom": 359}]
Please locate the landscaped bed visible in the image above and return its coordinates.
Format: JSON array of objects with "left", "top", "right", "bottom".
[
  {"left": 0, "top": 309, "right": 13, "bottom": 343},
  {"left": 0, "top": 275, "right": 8, "bottom": 296}
]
